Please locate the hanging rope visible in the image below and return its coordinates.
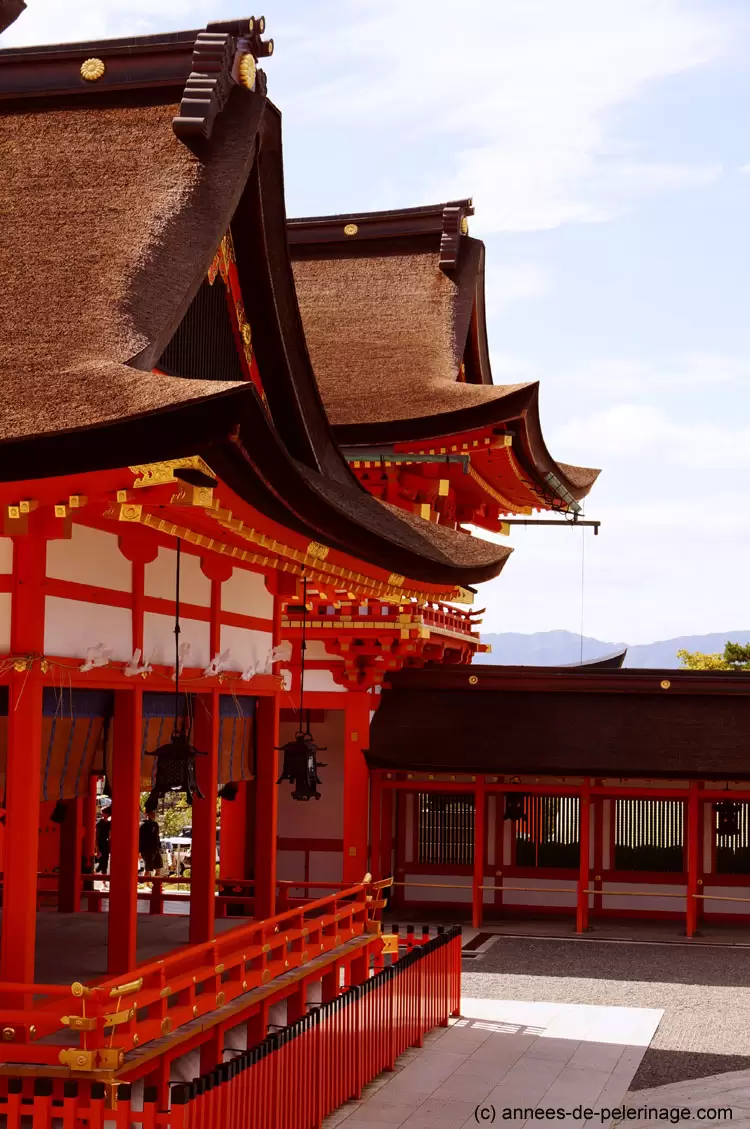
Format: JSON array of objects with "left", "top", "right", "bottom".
[
  {"left": 579, "top": 528, "right": 586, "bottom": 664},
  {"left": 173, "top": 536, "right": 182, "bottom": 738}
]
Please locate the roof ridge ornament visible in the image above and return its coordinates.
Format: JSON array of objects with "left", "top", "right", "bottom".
[
  {"left": 439, "top": 199, "right": 474, "bottom": 272},
  {"left": 173, "top": 16, "right": 273, "bottom": 154}
]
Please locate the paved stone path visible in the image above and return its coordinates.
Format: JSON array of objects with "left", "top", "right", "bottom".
[
  {"left": 621, "top": 1068, "right": 750, "bottom": 1128},
  {"left": 462, "top": 934, "right": 750, "bottom": 1090},
  {"left": 326, "top": 996, "right": 661, "bottom": 1128}
]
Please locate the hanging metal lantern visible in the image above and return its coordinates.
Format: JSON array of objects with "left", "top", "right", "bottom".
[
  {"left": 144, "top": 538, "right": 206, "bottom": 807},
  {"left": 277, "top": 576, "right": 326, "bottom": 801},
  {"left": 144, "top": 729, "right": 205, "bottom": 808},
  {"left": 277, "top": 729, "right": 327, "bottom": 802}
]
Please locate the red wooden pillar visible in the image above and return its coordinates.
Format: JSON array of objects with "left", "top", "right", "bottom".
[
  {"left": 343, "top": 693, "right": 371, "bottom": 886},
  {"left": 108, "top": 688, "right": 143, "bottom": 976},
  {"left": 686, "top": 780, "right": 702, "bottom": 939},
  {"left": 472, "top": 781, "right": 486, "bottom": 929},
  {"left": 576, "top": 780, "right": 591, "bottom": 934},
  {"left": 1, "top": 536, "right": 46, "bottom": 986},
  {"left": 59, "top": 797, "right": 83, "bottom": 913},
  {"left": 219, "top": 782, "right": 249, "bottom": 880},
  {"left": 253, "top": 694, "right": 279, "bottom": 920},
  {"left": 190, "top": 691, "right": 220, "bottom": 945}
]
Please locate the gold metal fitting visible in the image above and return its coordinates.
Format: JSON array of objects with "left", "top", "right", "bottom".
[
  {"left": 261, "top": 969, "right": 271, "bottom": 984},
  {"left": 238, "top": 53, "right": 256, "bottom": 90},
  {"left": 160, "top": 1017, "right": 172, "bottom": 1036},
  {"left": 242, "top": 980, "right": 248, "bottom": 991},
  {"left": 344, "top": 223, "right": 358, "bottom": 236},
  {"left": 660, "top": 680, "right": 671, "bottom": 690},
  {"left": 216, "top": 991, "right": 225, "bottom": 1007},
  {"left": 2, "top": 1027, "right": 14, "bottom": 1042},
  {"left": 80, "top": 58, "right": 105, "bottom": 81},
  {"left": 469, "top": 675, "right": 479, "bottom": 685},
  {"left": 192, "top": 1005, "right": 199, "bottom": 1018}
]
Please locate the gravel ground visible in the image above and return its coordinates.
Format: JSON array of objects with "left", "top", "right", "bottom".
[{"left": 462, "top": 936, "right": 750, "bottom": 1091}]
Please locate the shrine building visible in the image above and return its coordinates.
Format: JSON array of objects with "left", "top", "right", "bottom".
[{"left": 0, "top": 5, "right": 746, "bottom": 1125}]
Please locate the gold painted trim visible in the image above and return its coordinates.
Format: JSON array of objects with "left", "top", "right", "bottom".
[{"left": 129, "top": 457, "right": 216, "bottom": 489}]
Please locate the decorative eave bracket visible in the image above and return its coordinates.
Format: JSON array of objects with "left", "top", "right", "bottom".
[
  {"left": 173, "top": 16, "right": 273, "bottom": 153},
  {"left": 438, "top": 200, "right": 474, "bottom": 273}
]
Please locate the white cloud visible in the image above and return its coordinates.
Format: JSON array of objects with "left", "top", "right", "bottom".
[
  {"left": 560, "top": 354, "right": 750, "bottom": 396},
  {"left": 556, "top": 402, "right": 750, "bottom": 469},
  {"left": 484, "top": 263, "right": 550, "bottom": 311},
  {"left": 279, "top": 0, "right": 727, "bottom": 233},
  {"left": 4, "top": 1, "right": 728, "bottom": 234}
]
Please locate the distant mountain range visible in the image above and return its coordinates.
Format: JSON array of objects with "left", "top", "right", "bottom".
[{"left": 475, "top": 630, "right": 750, "bottom": 669}]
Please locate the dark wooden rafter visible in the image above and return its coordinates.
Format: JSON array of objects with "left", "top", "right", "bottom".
[{"left": 0, "top": 15, "right": 273, "bottom": 134}]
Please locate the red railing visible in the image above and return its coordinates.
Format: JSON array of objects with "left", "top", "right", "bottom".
[
  {"left": 2, "top": 873, "right": 359, "bottom": 917},
  {"left": 0, "top": 928, "right": 461, "bottom": 1127},
  {"left": 0, "top": 883, "right": 372, "bottom": 1065}
]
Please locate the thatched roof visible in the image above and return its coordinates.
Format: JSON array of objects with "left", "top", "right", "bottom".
[
  {"left": 0, "top": 24, "right": 509, "bottom": 590},
  {"left": 289, "top": 205, "right": 600, "bottom": 501}
]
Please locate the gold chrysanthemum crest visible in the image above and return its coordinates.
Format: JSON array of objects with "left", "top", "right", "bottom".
[
  {"left": 80, "top": 58, "right": 105, "bottom": 82},
  {"left": 238, "top": 53, "right": 257, "bottom": 91}
]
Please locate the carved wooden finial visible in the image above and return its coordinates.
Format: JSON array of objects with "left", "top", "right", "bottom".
[
  {"left": 172, "top": 16, "right": 274, "bottom": 154},
  {"left": 438, "top": 199, "right": 475, "bottom": 272}
]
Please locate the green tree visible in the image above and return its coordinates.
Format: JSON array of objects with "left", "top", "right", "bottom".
[{"left": 677, "top": 642, "right": 750, "bottom": 671}]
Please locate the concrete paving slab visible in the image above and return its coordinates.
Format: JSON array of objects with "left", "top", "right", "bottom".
[{"left": 324, "top": 996, "right": 662, "bottom": 1129}]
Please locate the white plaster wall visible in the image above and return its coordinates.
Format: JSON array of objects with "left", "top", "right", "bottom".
[
  {"left": 145, "top": 546, "right": 210, "bottom": 606},
  {"left": 0, "top": 538, "right": 12, "bottom": 573},
  {"left": 404, "top": 874, "right": 471, "bottom": 903},
  {"left": 309, "top": 851, "right": 343, "bottom": 885},
  {"left": 601, "top": 882, "right": 686, "bottom": 913},
  {"left": 221, "top": 567, "right": 273, "bottom": 618},
  {"left": 219, "top": 625, "right": 273, "bottom": 673},
  {"left": 276, "top": 851, "right": 306, "bottom": 882},
  {"left": 303, "top": 641, "right": 335, "bottom": 661},
  {"left": 302, "top": 670, "right": 346, "bottom": 693},
  {"left": 47, "top": 524, "right": 131, "bottom": 591},
  {"left": 45, "top": 596, "right": 132, "bottom": 661},
  {"left": 277, "top": 712, "right": 345, "bottom": 838},
  {"left": 701, "top": 886, "right": 750, "bottom": 916},
  {"left": 502, "top": 877, "right": 577, "bottom": 908},
  {"left": 143, "top": 611, "right": 210, "bottom": 670},
  {"left": 0, "top": 593, "right": 10, "bottom": 654}
]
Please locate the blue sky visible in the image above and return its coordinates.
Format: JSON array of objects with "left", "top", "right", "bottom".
[{"left": 5, "top": 1, "right": 748, "bottom": 644}]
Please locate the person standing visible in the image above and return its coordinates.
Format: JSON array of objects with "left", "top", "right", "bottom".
[
  {"left": 139, "top": 806, "right": 163, "bottom": 878},
  {"left": 95, "top": 805, "right": 111, "bottom": 874}
]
